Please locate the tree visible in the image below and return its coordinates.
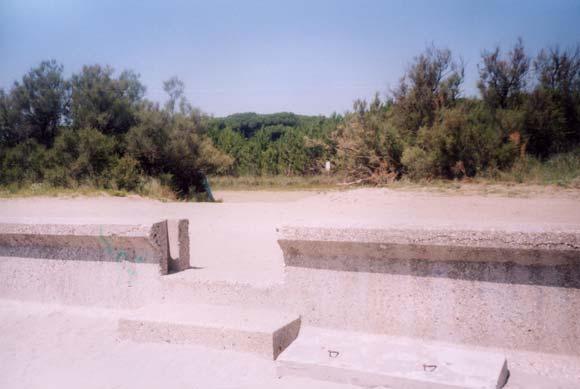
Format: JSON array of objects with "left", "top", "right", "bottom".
[
  {"left": 0, "top": 89, "right": 21, "bottom": 147},
  {"left": 478, "top": 38, "right": 530, "bottom": 110},
  {"left": 49, "top": 127, "right": 116, "bottom": 185},
  {"left": 210, "top": 127, "right": 247, "bottom": 175},
  {"left": 278, "top": 130, "right": 308, "bottom": 175},
  {"left": 126, "top": 104, "right": 172, "bottom": 175},
  {"left": 165, "top": 115, "right": 232, "bottom": 197},
  {"left": 163, "top": 76, "right": 187, "bottom": 114},
  {"left": 415, "top": 101, "right": 517, "bottom": 178},
  {"left": 1, "top": 60, "right": 69, "bottom": 146},
  {"left": 333, "top": 94, "right": 404, "bottom": 184},
  {"left": 127, "top": 97, "right": 233, "bottom": 197},
  {"left": 70, "top": 65, "right": 145, "bottom": 135},
  {"left": 525, "top": 45, "right": 580, "bottom": 156},
  {"left": 535, "top": 46, "right": 580, "bottom": 93},
  {"left": 392, "top": 45, "right": 464, "bottom": 139},
  {"left": 0, "top": 139, "right": 48, "bottom": 184},
  {"left": 111, "top": 155, "right": 142, "bottom": 191}
]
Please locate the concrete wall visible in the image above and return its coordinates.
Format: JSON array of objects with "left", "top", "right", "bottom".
[
  {"left": 154, "top": 264, "right": 580, "bottom": 356},
  {"left": 277, "top": 227, "right": 580, "bottom": 356},
  {"left": 0, "top": 221, "right": 171, "bottom": 274},
  {"left": 0, "top": 220, "right": 176, "bottom": 307},
  {"left": 0, "top": 256, "right": 161, "bottom": 308},
  {"left": 0, "top": 219, "right": 190, "bottom": 276},
  {"left": 283, "top": 267, "right": 580, "bottom": 356},
  {"left": 168, "top": 219, "right": 190, "bottom": 272},
  {"left": 1, "top": 221, "right": 578, "bottom": 357}
]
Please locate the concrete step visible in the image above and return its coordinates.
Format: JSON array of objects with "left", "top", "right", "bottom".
[
  {"left": 118, "top": 303, "right": 301, "bottom": 359},
  {"left": 277, "top": 327, "right": 509, "bottom": 389}
]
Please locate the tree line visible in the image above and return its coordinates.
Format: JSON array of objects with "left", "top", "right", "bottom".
[{"left": 1, "top": 39, "right": 579, "bottom": 197}]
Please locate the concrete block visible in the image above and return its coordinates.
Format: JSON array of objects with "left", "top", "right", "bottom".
[
  {"left": 278, "top": 226, "right": 580, "bottom": 288},
  {"left": 168, "top": 219, "right": 190, "bottom": 272},
  {"left": 277, "top": 327, "right": 509, "bottom": 389},
  {"left": 278, "top": 226, "right": 580, "bottom": 267},
  {"left": 118, "top": 303, "right": 301, "bottom": 359},
  {"left": 0, "top": 220, "right": 170, "bottom": 275}
]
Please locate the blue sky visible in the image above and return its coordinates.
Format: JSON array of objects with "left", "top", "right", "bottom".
[{"left": 1, "top": 0, "right": 579, "bottom": 116}]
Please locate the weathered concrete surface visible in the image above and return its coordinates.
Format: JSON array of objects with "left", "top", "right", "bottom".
[
  {"left": 1, "top": 192, "right": 580, "bottom": 361},
  {"left": 1, "top": 192, "right": 580, "bottom": 387},
  {"left": 160, "top": 263, "right": 580, "bottom": 355},
  {"left": 271, "top": 226, "right": 580, "bottom": 356},
  {"left": 0, "top": 220, "right": 171, "bottom": 274},
  {"left": 2, "top": 299, "right": 579, "bottom": 389},
  {"left": 118, "top": 303, "right": 301, "bottom": 359},
  {"left": 1, "top": 222, "right": 578, "bottom": 356},
  {"left": 284, "top": 266, "right": 580, "bottom": 356},
  {"left": 168, "top": 219, "right": 190, "bottom": 272},
  {"left": 0, "top": 300, "right": 357, "bottom": 389},
  {"left": 0, "top": 256, "right": 162, "bottom": 307},
  {"left": 2, "top": 190, "right": 580, "bottom": 287},
  {"left": 278, "top": 226, "right": 580, "bottom": 268},
  {"left": 277, "top": 327, "right": 509, "bottom": 388}
]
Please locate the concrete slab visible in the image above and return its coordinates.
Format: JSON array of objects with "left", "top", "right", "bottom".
[
  {"left": 0, "top": 219, "right": 171, "bottom": 274},
  {"left": 0, "top": 300, "right": 358, "bottom": 389},
  {"left": 118, "top": 303, "right": 301, "bottom": 359},
  {"left": 277, "top": 327, "right": 509, "bottom": 389}
]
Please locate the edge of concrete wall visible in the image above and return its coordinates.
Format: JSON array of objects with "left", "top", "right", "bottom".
[
  {"left": 0, "top": 220, "right": 171, "bottom": 275},
  {"left": 278, "top": 226, "right": 580, "bottom": 267},
  {"left": 168, "top": 219, "right": 190, "bottom": 273}
]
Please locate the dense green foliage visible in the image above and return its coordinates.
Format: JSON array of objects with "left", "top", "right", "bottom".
[
  {"left": 1, "top": 40, "right": 579, "bottom": 198},
  {"left": 0, "top": 63, "right": 229, "bottom": 198},
  {"left": 208, "top": 112, "right": 337, "bottom": 176},
  {"left": 207, "top": 41, "right": 579, "bottom": 183}
]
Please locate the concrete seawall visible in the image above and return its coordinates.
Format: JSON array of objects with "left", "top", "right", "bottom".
[
  {"left": 1, "top": 219, "right": 578, "bottom": 356},
  {"left": 0, "top": 219, "right": 189, "bottom": 307},
  {"left": 0, "top": 219, "right": 192, "bottom": 275},
  {"left": 277, "top": 226, "right": 580, "bottom": 356},
  {"left": 278, "top": 226, "right": 580, "bottom": 288},
  {"left": 0, "top": 221, "right": 171, "bottom": 274}
]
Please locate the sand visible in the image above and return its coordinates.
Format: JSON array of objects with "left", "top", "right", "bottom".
[
  {"left": 1, "top": 188, "right": 580, "bottom": 388},
  {"left": 1, "top": 188, "right": 579, "bottom": 287}
]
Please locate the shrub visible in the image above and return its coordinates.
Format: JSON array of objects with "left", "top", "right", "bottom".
[
  {"left": 166, "top": 120, "right": 233, "bottom": 197},
  {"left": 0, "top": 140, "right": 48, "bottom": 184},
  {"left": 333, "top": 96, "right": 405, "bottom": 183},
  {"left": 140, "top": 176, "right": 176, "bottom": 200},
  {"left": 126, "top": 108, "right": 171, "bottom": 175},
  {"left": 401, "top": 146, "right": 436, "bottom": 179},
  {"left": 419, "top": 103, "right": 518, "bottom": 178},
  {"left": 44, "top": 166, "right": 73, "bottom": 187},
  {"left": 51, "top": 128, "right": 116, "bottom": 185},
  {"left": 111, "top": 156, "right": 142, "bottom": 191}
]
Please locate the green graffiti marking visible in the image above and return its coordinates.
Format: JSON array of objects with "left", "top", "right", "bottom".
[{"left": 98, "top": 226, "right": 147, "bottom": 283}]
